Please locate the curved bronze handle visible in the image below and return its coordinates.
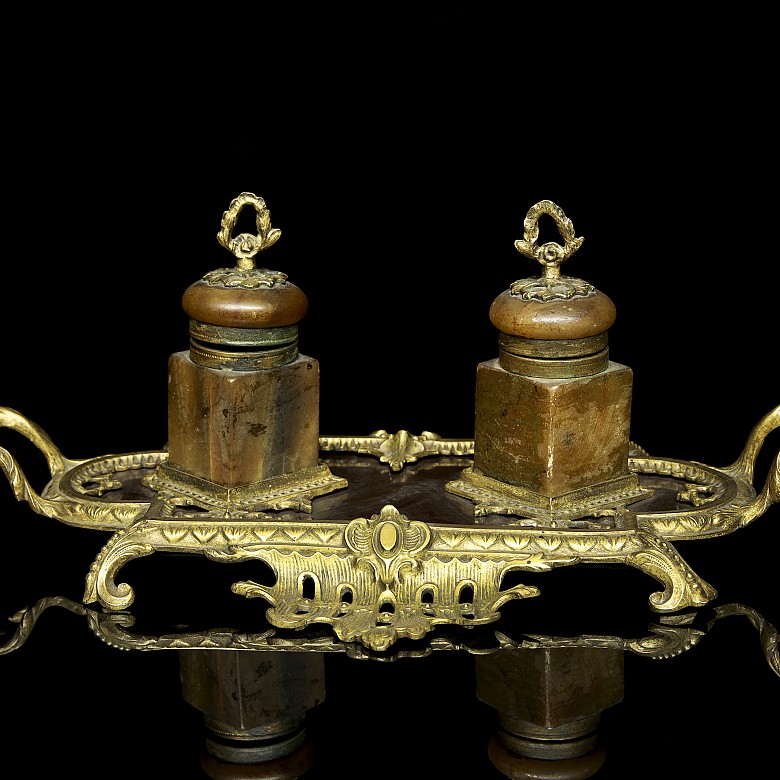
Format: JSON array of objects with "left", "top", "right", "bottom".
[
  {"left": 722, "top": 405, "right": 780, "bottom": 484},
  {"left": 0, "top": 407, "right": 151, "bottom": 530},
  {"left": 719, "top": 405, "right": 780, "bottom": 527},
  {"left": 0, "top": 407, "right": 66, "bottom": 476},
  {"left": 0, "top": 407, "right": 70, "bottom": 512}
]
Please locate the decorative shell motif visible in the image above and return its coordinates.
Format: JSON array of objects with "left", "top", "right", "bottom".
[
  {"left": 202, "top": 266, "right": 288, "bottom": 289},
  {"left": 345, "top": 504, "right": 431, "bottom": 588},
  {"left": 509, "top": 275, "right": 594, "bottom": 302}
]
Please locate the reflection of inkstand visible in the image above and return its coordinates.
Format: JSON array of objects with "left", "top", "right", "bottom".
[{"left": 2, "top": 595, "right": 777, "bottom": 673}]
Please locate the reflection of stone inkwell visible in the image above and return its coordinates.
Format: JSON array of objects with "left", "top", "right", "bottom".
[{"left": 448, "top": 199, "right": 650, "bottom": 524}]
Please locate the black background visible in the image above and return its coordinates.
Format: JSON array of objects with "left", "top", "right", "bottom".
[{"left": 1, "top": 8, "right": 778, "bottom": 779}]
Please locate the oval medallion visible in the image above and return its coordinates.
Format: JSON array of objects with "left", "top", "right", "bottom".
[{"left": 378, "top": 522, "right": 398, "bottom": 552}]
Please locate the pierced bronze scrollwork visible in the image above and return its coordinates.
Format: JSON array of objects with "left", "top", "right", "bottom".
[{"left": 1, "top": 406, "right": 777, "bottom": 651}]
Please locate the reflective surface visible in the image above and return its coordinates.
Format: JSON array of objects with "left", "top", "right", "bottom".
[{"left": 1, "top": 574, "right": 777, "bottom": 778}]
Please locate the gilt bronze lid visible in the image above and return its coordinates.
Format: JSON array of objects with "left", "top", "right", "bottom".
[
  {"left": 489, "top": 199, "right": 616, "bottom": 341},
  {"left": 183, "top": 276, "right": 308, "bottom": 330},
  {"left": 488, "top": 200, "right": 617, "bottom": 378},
  {"left": 489, "top": 287, "right": 616, "bottom": 341},
  {"left": 182, "top": 193, "right": 306, "bottom": 369}
]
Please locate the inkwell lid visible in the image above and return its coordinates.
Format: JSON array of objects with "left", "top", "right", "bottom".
[
  {"left": 182, "top": 192, "right": 308, "bottom": 370},
  {"left": 489, "top": 200, "right": 616, "bottom": 378}
]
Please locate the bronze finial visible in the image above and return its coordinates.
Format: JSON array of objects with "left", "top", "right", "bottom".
[
  {"left": 510, "top": 200, "right": 592, "bottom": 301},
  {"left": 514, "top": 199, "right": 584, "bottom": 281},
  {"left": 204, "top": 192, "right": 287, "bottom": 289},
  {"left": 216, "top": 192, "right": 282, "bottom": 269}
]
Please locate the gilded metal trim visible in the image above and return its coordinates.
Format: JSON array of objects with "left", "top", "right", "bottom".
[
  {"left": 319, "top": 429, "right": 474, "bottom": 472},
  {"left": 444, "top": 467, "right": 651, "bottom": 523},
  {"left": 499, "top": 332, "right": 608, "bottom": 359},
  {"left": 188, "top": 338, "right": 300, "bottom": 370},
  {"left": 188, "top": 320, "right": 298, "bottom": 347},
  {"left": 497, "top": 346, "right": 610, "bottom": 378},
  {"left": 1, "top": 405, "right": 778, "bottom": 651},
  {"left": 143, "top": 462, "right": 348, "bottom": 516},
  {"left": 80, "top": 500, "right": 721, "bottom": 652}
]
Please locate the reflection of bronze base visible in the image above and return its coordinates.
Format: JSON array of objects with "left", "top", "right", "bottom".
[
  {"left": 200, "top": 741, "right": 315, "bottom": 780},
  {"left": 488, "top": 734, "right": 605, "bottom": 780}
]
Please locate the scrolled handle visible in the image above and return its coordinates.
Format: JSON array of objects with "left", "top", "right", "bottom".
[{"left": 0, "top": 407, "right": 67, "bottom": 497}]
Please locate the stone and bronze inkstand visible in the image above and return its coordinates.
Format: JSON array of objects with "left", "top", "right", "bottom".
[{"left": 1, "top": 195, "right": 777, "bottom": 779}]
